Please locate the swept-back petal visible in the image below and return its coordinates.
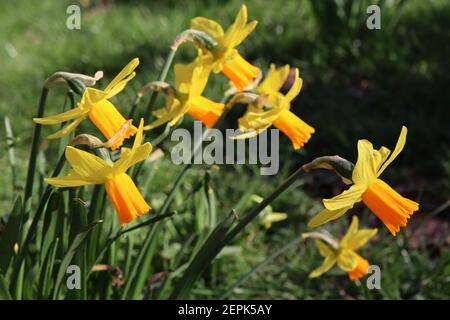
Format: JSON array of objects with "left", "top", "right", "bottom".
[
  {"left": 104, "top": 58, "right": 139, "bottom": 97},
  {"left": 257, "top": 64, "right": 290, "bottom": 96},
  {"left": 284, "top": 68, "right": 303, "bottom": 103},
  {"left": 65, "top": 146, "right": 110, "bottom": 181},
  {"left": 33, "top": 106, "right": 86, "bottom": 125},
  {"left": 322, "top": 184, "right": 366, "bottom": 211},
  {"left": 223, "top": 5, "right": 257, "bottom": 48},
  {"left": 47, "top": 116, "right": 85, "bottom": 140},
  {"left": 315, "top": 240, "right": 334, "bottom": 258},
  {"left": 309, "top": 255, "right": 336, "bottom": 278},
  {"left": 352, "top": 139, "right": 378, "bottom": 186},
  {"left": 45, "top": 170, "right": 101, "bottom": 187},
  {"left": 191, "top": 17, "right": 225, "bottom": 41},
  {"left": 377, "top": 126, "right": 407, "bottom": 177},
  {"left": 308, "top": 206, "right": 352, "bottom": 228}
]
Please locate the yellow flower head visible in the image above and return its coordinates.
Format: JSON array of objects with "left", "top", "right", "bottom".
[
  {"left": 45, "top": 119, "right": 152, "bottom": 225},
  {"left": 144, "top": 59, "right": 224, "bottom": 131},
  {"left": 308, "top": 126, "right": 419, "bottom": 236},
  {"left": 236, "top": 64, "right": 315, "bottom": 150},
  {"left": 34, "top": 58, "right": 140, "bottom": 150},
  {"left": 308, "top": 216, "right": 377, "bottom": 280},
  {"left": 191, "top": 5, "right": 260, "bottom": 91}
]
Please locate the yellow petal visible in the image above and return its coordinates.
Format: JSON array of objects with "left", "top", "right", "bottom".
[
  {"left": 65, "top": 146, "right": 110, "bottom": 180},
  {"left": 47, "top": 116, "right": 85, "bottom": 140},
  {"left": 308, "top": 206, "right": 352, "bottom": 228},
  {"left": 257, "top": 64, "right": 290, "bottom": 96},
  {"left": 315, "top": 240, "right": 334, "bottom": 258},
  {"left": 104, "top": 58, "right": 139, "bottom": 98},
  {"left": 191, "top": 17, "right": 225, "bottom": 41},
  {"left": 33, "top": 106, "right": 86, "bottom": 125},
  {"left": 45, "top": 170, "right": 100, "bottom": 187},
  {"left": 309, "top": 254, "right": 336, "bottom": 278},
  {"left": 223, "top": 5, "right": 257, "bottom": 48},
  {"left": 132, "top": 118, "right": 144, "bottom": 149},
  {"left": 377, "top": 126, "right": 407, "bottom": 177},
  {"left": 284, "top": 68, "right": 303, "bottom": 103},
  {"left": 113, "top": 143, "right": 152, "bottom": 174},
  {"left": 143, "top": 100, "right": 185, "bottom": 131},
  {"left": 189, "top": 63, "right": 211, "bottom": 97},
  {"left": 238, "top": 108, "right": 280, "bottom": 132},
  {"left": 340, "top": 215, "right": 359, "bottom": 248},
  {"left": 337, "top": 249, "right": 357, "bottom": 272},
  {"left": 322, "top": 184, "right": 366, "bottom": 211},
  {"left": 346, "top": 228, "right": 378, "bottom": 251},
  {"left": 351, "top": 139, "right": 378, "bottom": 186}
]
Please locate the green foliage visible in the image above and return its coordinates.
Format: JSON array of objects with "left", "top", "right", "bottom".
[{"left": 0, "top": 0, "right": 448, "bottom": 300}]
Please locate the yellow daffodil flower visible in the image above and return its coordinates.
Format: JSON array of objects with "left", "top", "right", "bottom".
[
  {"left": 307, "top": 216, "right": 377, "bottom": 280},
  {"left": 308, "top": 126, "right": 419, "bottom": 236},
  {"left": 236, "top": 64, "right": 315, "bottom": 150},
  {"left": 34, "top": 59, "right": 140, "bottom": 150},
  {"left": 45, "top": 119, "right": 152, "bottom": 225},
  {"left": 144, "top": 59, "right": 224, "bottom": 130},
  {"left": 191, "top": 5, "right": 260, "bottom": 91}
]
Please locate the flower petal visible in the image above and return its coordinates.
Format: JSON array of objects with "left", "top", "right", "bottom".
[
  {"left": 309, "top": 254, "right": 336, "bottom": 278},
  {"left": 322, "top": 184, "right": 366, "bottom": 211},
  {"left": 315, "top": 240, "right": 334, "bottom": 258},
  {"left": 46, "top": 116, "right": 85, "bottom": 140},
  {"left": 65, "top": 146, "right": 110, "bottom": 181},
  {"left": 223, "top": 5, "right": 257, "bottom": 48},
  {"left": 352, "top": 139, "right": 378, "bottom": 186},
  {"left": 104, "top": 58, "right": 139, "bottom": 98},
  {"left": 284, "top": 68, "right": 303, "bottom": 102},
  {"left": 377, "top": 126, "right": 407, "bottom": 177},
  {"left": 33, "top": 106, "right": 86, "bottom": 125},
  {"left": 347, "top": 229, "right": 378, "bottom": 251},
  {"left": 337, "top": 249, "right": 358, "bottom": 272},
  {"left": 45, "top": 170, "right": 99, "bottom": 187},
  {"left": 308, "top": 206, "right": 352, "bottom": 228},
  {"left": 257, "top": 64, "right": 290, "bottom": 96},
  {"left": 191, "top": 17, "right": 225, "bottom": 41}
]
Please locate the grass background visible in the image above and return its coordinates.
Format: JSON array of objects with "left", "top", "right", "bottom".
[{"left": 0, "top": 0, "right": 449, "bottom": 299}]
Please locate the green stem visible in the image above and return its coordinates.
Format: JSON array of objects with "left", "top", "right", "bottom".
[
  {"left": 144, "top": 49, "right": 177, "bottom": 120},
  {"left": 23, "top": 87, "right": 48, "bottom": 213},
  {"left": 221, "top": 167, "right": 305, "bottom": 245}
]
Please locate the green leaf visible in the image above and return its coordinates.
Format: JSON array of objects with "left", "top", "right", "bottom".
[
  {"left": 0, "top": 196, "right": 22, "bottom": 275},
  {"left": 38, "top": 238, "right": 59, "bottom": 299},
  {"left": 0, "top": 274, "right": 12, "bottom": 300},
  {"left": 52, "top": 220, "right": 102, "bottom": 299},
  {"left": 171, "top": 211, "right": 236, "bottom": 299}
]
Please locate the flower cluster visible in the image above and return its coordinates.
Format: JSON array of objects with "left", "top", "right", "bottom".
[{"left": 34, "top": 4, "right": 419, "bottom": 281}]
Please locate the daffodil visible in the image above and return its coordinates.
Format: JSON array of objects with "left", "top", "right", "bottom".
[
  {"left": 45, "top": 119, "right": 152, "bottom": 225},
  {"left": 191, "top": 5, "right": 260, "bottom": 91},
  {"left": 235, "top": 64, "right": 315, "bottom": 150},
  {"left": 144, "top": 59, "right": 224, "bottom": 130},
  {"left": 34, "top": 59, "right": 140, "bottom": 150},
  {"left": 308, "top": 126, "right": 419, "bottom": 236},
  {"left": 306, "top": 216, "right": 377, "bottom": 280}
]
